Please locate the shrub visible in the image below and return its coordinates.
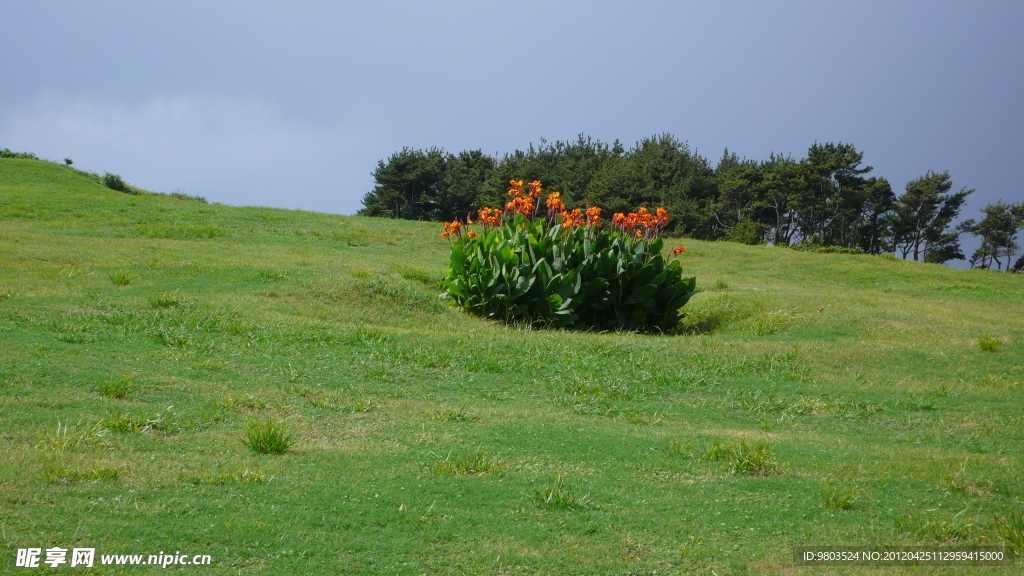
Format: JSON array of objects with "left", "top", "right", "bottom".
[
  {"left": 101, "top": 172, "right": 127, "bottom": 192},
  {"left": 439, "top": 180, "right": 696, "bottom": 332},
  {"left": 0, "top": 148, "right": 38, "bottom": 159},
  {"left": 244, "top": 418, "right": 296, "bottom": 455}
]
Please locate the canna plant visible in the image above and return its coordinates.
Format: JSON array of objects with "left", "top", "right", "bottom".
[{"left": 439, "top": 180, "right": 696, "bottom": 332}]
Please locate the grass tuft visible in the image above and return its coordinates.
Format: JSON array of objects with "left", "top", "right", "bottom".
[
  {"left": 432, "top": 451, "right": 504, "bottom": 476},
  {"left": 432, "top": 405, "right": 479, "bottom": 422},
  {"left": 819, "top": 484, "right": 862, "bottom": 510},
  {"left": 702, "top": 439, "right": 781, "bottom": 476},
  {"left": 182, "top": 469, "right": 272, "bottom": 485},
  {"left": 97, "top": 373, "right": 135, "bottom": 399},
  {"left": 101, "top": 412, "right": 166, "bottom": 433},
  {"left": 994, "top": 509, "right": 1024, "bottom": 557},
  {"left": 36, "top": 421, "right": 107, "bottom": 452},
  {"left": 148, "top": 293, "right": 181, "bottom": 308},
  {"left": 978, "top": 333, "right": 1002, "bottom": 353},
  {"left": 896, "top": 509, "right": 974, "bottom": 542},
  {"left": 532, "top": 475, "right": 589, "bottom": 510},
  {"left": 44, "top": 462, "right": 120, "bottom": 484},
  {"left": 108, "top": 269, "right": 133, "bottom": 286},
  {"left": 244, "top": 418, "right": 296, "bottom": 455}
]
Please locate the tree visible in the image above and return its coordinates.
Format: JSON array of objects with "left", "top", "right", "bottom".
[
  {"left": 757, "top": 154, "right": 804, "bottom": 246},
  {"left": 359, "top": 148, "right": 447, "bottom": 220},
  {"left": 792, "top": 142, "right": 872, "bottom": 246},
  {"left": 893, "top": 171, "right": 973, "bottom": 263},
  {"left": 586, "top": 134, "right": 716, "bottom": 237},
  {"left": 856, "top": 177, "right": 896, "bottom": 254},
  {"left": 436, "top": 150, "right": 495, "bottom": 221},
  {"left": 962, "top": 201, "right": 1024, "bottom": 270},
  {"left": 708, "top": 149, "right": 771, "bottom": 244}
]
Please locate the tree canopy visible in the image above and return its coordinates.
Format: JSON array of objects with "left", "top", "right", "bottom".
[{"left": 361, "top": 134, "right": 1013, "bottom": 268}]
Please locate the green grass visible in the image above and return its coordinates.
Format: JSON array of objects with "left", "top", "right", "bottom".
[
  {"left": 244, "top": 417, "right": 296, "bottom": 454},
  {"left": 2, "top": 157, "right": 1023, "bottom": 573}
]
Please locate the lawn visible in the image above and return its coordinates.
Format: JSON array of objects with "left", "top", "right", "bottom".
[{"left": 1, "top": 157, "right": 1022, "bottom": 574}]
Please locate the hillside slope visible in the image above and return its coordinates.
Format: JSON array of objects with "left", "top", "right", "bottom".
[{"left": 2, "top": 158, "right": 1022, "bottom": 574}]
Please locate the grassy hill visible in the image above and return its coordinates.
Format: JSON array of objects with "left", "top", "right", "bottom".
[{"left": 1, "top": 157, "right": 1022, "bottom": 574}]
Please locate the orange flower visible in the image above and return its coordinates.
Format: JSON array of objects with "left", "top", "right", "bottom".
[
  {"left": 672, "top": 246, "right": 686, "bottom": 255},
  {"left": 478, "top": 207, "right": 500, "bottom": 226},
  {"left": 545, "top": 191, "right": 565, "bottom": 213},
  {"left": 527, "top": 180, "right": 543, "bottom": 198},
  {"left": 466, "top": 230, "right": 478, "bottom": 238},
  {"left": 585, "top": 206, "right": 602, "bottom": 226},
  {"left": 442, "top": 220, "right": 462, "bottom": 236},
  {"left": 636, "top": 207, "right": 657, "bottom": 229},
  {"left": 612, "top": 212, "right": 626, "bottom": 228},
  {"left": 508, "top": 179, "right": 524, "bottom": 196},
  {"left": 635, "top": 229, "right": 644, "bottom": 238},
  {"left": 656, "top": 207, "right": 669, "bottom": 226},
  {"left": 507, "top": 195, "right": 535, "bottom": 215},
  {"left": 561, "top": 208, "right": 583, "bottom": 228}
]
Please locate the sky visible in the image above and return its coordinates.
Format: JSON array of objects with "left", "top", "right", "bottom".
[{"left": 2, "top": 1, "right": 1022, "bottom": 261}]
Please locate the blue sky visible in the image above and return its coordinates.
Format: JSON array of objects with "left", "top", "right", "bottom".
[{"left": 3, "top": 1, "right": 1022, "bottom": 239}]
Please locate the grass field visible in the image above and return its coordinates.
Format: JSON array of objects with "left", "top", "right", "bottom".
[{"left": 1, "top": 157, "right": 1022, "bottom": 574}]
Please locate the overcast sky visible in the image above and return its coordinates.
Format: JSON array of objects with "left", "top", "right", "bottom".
[{"left": 3, "top": 1, "right": 1022, "bottom": 235}]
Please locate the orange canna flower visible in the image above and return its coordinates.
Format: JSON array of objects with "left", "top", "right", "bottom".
[
  {"left": 545, "top": 191, "right": 565, "bottom": 213},
  {"left": 527, "top": 180, "right": 543, "bottom": 198},
  {"left": 672, "top": 246, "right": 686, "bottom": 255},
  {"left": 478, "top": 206, "right": 501, "bottom": 226},
  {"left": 561, "top": 208, "right": 583, "bottom": 228},
  {"left": 656, "top": 207, "right": 669, "bottom": 226},
  {"left": 466, "top": 230, "right": 478, "bottom": 238},
  {"left": 636, "top": 229, "right": 644, "bottom": 238},
  {"left": 508, "top": 179, "right": 524, "bottom": 197},
  {"left": 585, "top": 206, "right": 602, "bottom": 226}
]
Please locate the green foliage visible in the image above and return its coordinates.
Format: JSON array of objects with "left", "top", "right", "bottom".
[
  {"left": 0, "top": 148, "right": 38, "bottom": 159},
  {"left": 962, "top": 201, "right": 1024, "bottom": 271},
  {"left": 362, "top": 136, "right": 1014, "bottom": 266},
  {"left": 101, "top": 172, "right": 128, "bottom": 192},
  {"left": 244, "top": 418, "right": 296, "bottom": 455},
  {"left": 359, "top": 147, "right": 493, "bottom": 221},
  {"left": 791, "top": 234, "right": 864, "bottom": 254},
  {"left": 894, "top": 170, "right": 973, "bottom": 263},
  {"left": 440, "top": 214, "right": 696, "bottom": 332}
]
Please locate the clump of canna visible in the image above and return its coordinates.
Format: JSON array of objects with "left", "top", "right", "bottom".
[{"left": 439, "top": 180, "right": 696, "bottom": 332}]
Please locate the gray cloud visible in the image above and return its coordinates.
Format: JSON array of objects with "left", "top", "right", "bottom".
[{"left": 2, "top": 0, "right": 1022, "bottom": 240}]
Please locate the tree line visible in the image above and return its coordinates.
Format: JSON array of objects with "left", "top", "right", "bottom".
[{"left": 359, "top": 135, "right": 1023, "bottom": 271}]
